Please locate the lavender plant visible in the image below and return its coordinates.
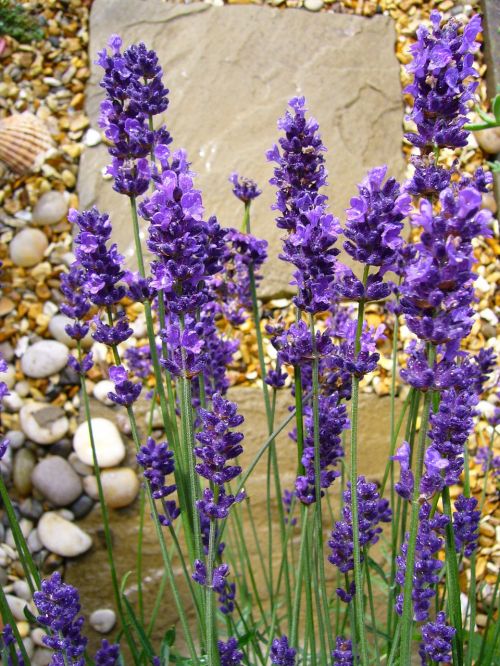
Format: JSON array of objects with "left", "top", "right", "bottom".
[{"left": 0, "top": 11, "right": 497, "bottom": 666}]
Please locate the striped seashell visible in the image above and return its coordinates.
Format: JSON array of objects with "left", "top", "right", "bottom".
[{"left": 0, "top": 112, "right": 54, "bottom": 175}]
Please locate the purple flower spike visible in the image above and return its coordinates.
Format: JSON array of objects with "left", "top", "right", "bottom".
[
  {"left": 405, "top": 11, "right": 482, "bottom": 150},
  {"left": 218, "top": 581, "right": 236, "bottom": 615},
  {"left": 107, "top": 365, "right": 142, "bottom": 406},
  {"left": 136, "top": 437, "right": 179, "bottom": 525},
  {"left": 391, "top": 441, "right": 414, "bottom": 500},
  {"left": 453, "top": 494, "right": 480, "bottom": 557},
  {"left": 0, "top": 437, "right": 9, "bottom": 461},
  {"left": 192, "top": 559, "right": 229, "bottom": 593},
  {"left": 95, "top": 640, "right": 120, "bottom": 666},
  {"left": 270, "top": 635, "right": 296, "bottom": 665},
  {"left": 33, "top": 572, "right": 87, "bottom": 665},
  {"left": 332, "top": 637, "right": 355, "bottom": 665},
  {"left": 419, "top": 611, "right": 456, "bottom": 664},
  {"left": 229, "top": 173, "right": 262, "bottom": 203},
  {"left": 344, "top": 165, "right": 410, "bottom": 270},
  {"left": 218, "top": 637, "right": 243, "bottom": 666}
]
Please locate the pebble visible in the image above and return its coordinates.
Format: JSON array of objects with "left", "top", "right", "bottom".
[
  {"left": 19, "top": 403, "right": 69, "bottom": 445},
  {"left": 93, "top": 380, "right": 115, "bottom": 406},
  {"left": 32, "top": 191, "right": 69, "bottom": 226},
  {"left": 32, "top": 628, "right": 46, "bottom": 647},
  {"left": 6, "top": 430, "right": 26, "bottom": 449},
  {"left": 17, "top": 621, "right": 30, "bottom": 638},
  {"left": 475, "top": 127, "right": 500, "bottom": 155},
  {"left": 2, "top": 390, "right": 23, "bottom": 412},
  {"left": 9, "top": 229, "right": 48, "bottom": 268},
  {"left": 69, "top": 493, "right": 95, "bottom": 519},
  {"left": 73, "top": 418, "right": 126, "bottom": 468},
  {"left": 33, "top": 648, "right": 53, "bottom": 666},
  {"left": 0, "top": 342, "right": 14, "bottom": 362},
  {"left": 48, "top": 314, "right": 92, "bottom": 349},
  {"left": 84, "top": 467, "right": 140, "bottom": 508},
  {"left": 5, "top": 594, "right": 30, "bottom": 621},
  {"left": 83, "top": 128, "right": 102, "bottom": 146},
  {"left": 27, "top": 529, "right": 43, "bottom": 553},
  {"left": 13, "top": 579, "right": 31, "bottom": 601},
  {"left": 32, "top": 456, "right": 83, "bottom": 506},
  {"left": 37, "top": 512, "right": 92, "bottom": 557},
  {"left": 0, "top": 364, "right": 16, "bottom": 390},
  {"left": 68, "top": 451, "right": 93, "bottom": 476},
  {"left": 13, "top": 448, "right": 36, "bottom": 496},
  {"left": 20, "top": 497, "right": 43, "bottom": 521},
  {"left": 14, "top": 381, "right": 30, "bottom": 398},
  {"left": 21, "top": 340, "right": 69, "bottom": 378},
  {"left": 89, "top": 608, "right": 117, "bottom": 634},
  {"left": 304, "top": 0, "right": 324, "bottom": 9}
]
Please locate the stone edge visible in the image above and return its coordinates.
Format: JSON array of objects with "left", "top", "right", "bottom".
[{"left": 480, "top": 0, "right": 500, "bottom": 203}]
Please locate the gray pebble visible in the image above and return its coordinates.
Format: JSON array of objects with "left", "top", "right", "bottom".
[
  {"left": 32, "top": 456, "right": 82, "bottom": 507},
  {"left": 6, "top": 430, "right": 25, "bottom": 449},
  {"left": 69, "top": 493, "right": 95, "bottom": 519},
  {"left": 89, "top": 608, "right": 116, "bottom": 634}
]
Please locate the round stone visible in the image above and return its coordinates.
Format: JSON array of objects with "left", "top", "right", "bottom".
[
  {"left": 19, "top": 403, "right": 69, "bottom": 445},
  {"left": 33, "top": 648, "right": 53, "bottom": 666},
  {"left": 6, "top": 430, "right": 26, "bottom": 449},
  {"left": 0, "top": 363, "right": 16, "bottom": 389},
  {"left": 21, "top": 340, "right": 68, "bottom": 378},
  {"left": 89, "top": 608, "right": 116, "bottom": 634},
  {"left": 84, "top": 467, "right": 140, "bottom": 508},
  {"left": 93, "top": 380, "right": 114, "bottom": 406},
  {"left": 9, "top": 228, "right": 48, "bottom": 268},
  {"left": 37, "top": 512, "right": 92, "bottom": 557},
  {"left": 32, "top": 456, "right": 83, "bottom": 506},
  {"left": 304, "top": 0, "right": 323, "bottom": 10},
  {"left": 475, "top": 126, "right": 500, "bottom": 154},
  {"left": 13, "top": 448, "right": 36, "bottom": 496},
  {"left": 48, "top": 314, "right": 92, "bottom": 349},
  {"left": 69, "top": 493, "right": 95, "bottom": 519},
  {"left": 83, "top": 128, "right": 102, "bottom": 147},
  {"left": 2, "top": 390, "right": 23, "bottom": 412},
  {"left": 73, "top": 418, "right": 125, "bottom": 468},
  {"left": 5, "top": 594, "right": 29, "bottom": 621},
  {"left": 32, "top": 191, "right": 68, "bottom": 226}
]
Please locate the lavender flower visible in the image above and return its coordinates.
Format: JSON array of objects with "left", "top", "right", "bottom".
[
  {"left": 295, "top": 394, "right": 348, "bottom": 504},
  {"left": 267, "top": 96, "right": 327, "bottom": 232},
  {"left": 265, "top": 367, "right": 288, "bottom": 389},
  {"left": 343, "top": 165, "right": 410, "bottom": 270},
  {"left": 395, "top": 502, "right": 448, "bottom": 621},
  {"left": 391, "top": 441, "right": 414, "bottom": 500},
  {"left": 229, "top": 173, "right": 262, "bottom": 203},
  {"left": 136, "top": 437, "right": 179, "bottom": 526},
  {"left": 331, "top": 321, "right": 385, "bottom": 379},
  {"left": 218, "top": 581, "right": 236, "bottom": 615},
  {"left": 329, "top": 476, "right": 391, "bottom": 595},
  {"left": 140, "top": 149, "right": 225, "bottom": 317},
  {"left": 218, "top": 637, "right": 243, "bottom": 666},
  {"left": 192, "top": 559, "right": 229, "bottom": 592},
  {"left": 124, "top": 344, "right": 153, "bottom": 379},
  {"left": 282, "top": 489, "right": 297, "bottom": 526},
  {"left": 60, "top": 265, "right": 91, "bottom": 341},
  {"left": 95, "top": 640, "right": 120, "bottom": 666},
  {"left": 196, "top": 486, "right": 245, "bottom": 521},
  {"left": 107, "top": 365, "right": 142, "bottom": 406},
  {"left": 1, "top": 624, "right": 25, "bottom": 666},
  {"left": 475, "top": 446, "right": 500, "bottom": 478},
  {"left": 419, "top": 612, "right": 456, "bottom": 664},
  {"left": 68, "top": 352, "right": 94, "bottom": 376},
  {"left": 404, "top": 11, "right": 482, "bottom": 150},
  {"left": 453, "top": 494, "right": 480, "bottom": 557},
  {"left": 270, "top": 636, "right": 296, "bottom": 665},
  {"left": 332, "top": 637, "right": 355, "bottom": 665},
  {"left": 269, "top": 320, "right": 333, "bottom": 367},
  {"left": 33, "top": 572, "right": 87, "bottom": 665},
  {"left": 0, "top": 437, "right": 9, "bottom": 461}
]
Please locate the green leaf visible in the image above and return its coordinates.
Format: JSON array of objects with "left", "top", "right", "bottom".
[
  {"left": 493, "top": 94, "right": 500, "bottom": 122},
  {"left": 121, "top": 593, "right": 156, "bottom": 660},
  {"left": 367, "top": 556, "right": 389, "bottom": 586},
  {"left": 23, "top": 606, "right": 38, "bottom": 624},
  {"left": 160, "top": 627, "right": 176, "bottom": 663}
]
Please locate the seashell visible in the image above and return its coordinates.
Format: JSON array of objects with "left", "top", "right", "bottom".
[{"left": 0, "top": 112, "right": 54, "bottom": 175}]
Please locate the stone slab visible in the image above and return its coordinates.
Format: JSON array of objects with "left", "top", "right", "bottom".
[
  {"left": 480, "top": 0, "right": 500, "bottom": 202},
  {"left": 80, "top": 1, "right": 405, "bottom": 298}
]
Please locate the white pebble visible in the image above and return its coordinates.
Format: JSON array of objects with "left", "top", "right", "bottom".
[
  {"left": 19, "top": 403, "right": 69, "bottom": 445},
  {"left": 83, "top": 128, "right": 102, "bottom": 147},
  {"left": 48, "top": 314, "right": 92, "bottom": 349},
  {"left": 93, "top": 380, "right": 115, "bottom": 406},
  {"left": 0, "top": 364, "right": 16, "bottom": 389},
  {"left": 37, "top": 512, "right": 92, "bottom": 557},
  {"left": 89, "top": 608, "right": 116, "bottom": 634},
  {"left": 9, "top": 229, "right": 48, "bottom": 268},
  {"left": 21, "top": 340, "right": 68, "bottom": 378},
  {"left": 73, "top": 418, "right": 125, "bottom": 468},
  {"left": 32, "top": 191, "right": 68, "bottom": 226}
]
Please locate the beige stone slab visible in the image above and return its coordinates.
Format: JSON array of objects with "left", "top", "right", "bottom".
[{"left": 79, "top": 1, "right": 405, "bottom": 297}]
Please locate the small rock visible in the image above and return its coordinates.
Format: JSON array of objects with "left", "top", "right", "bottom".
[
  {"left": 32, "top": 628, "right": 46, "bottom": 647},
  {"left": 482, "top": 192, "right": 498, "bottom": 214},
  {"left": 21, "top": 340, "right": 68, "bottom": 378},
  {"left": 6, "top": 430, "right": 26, "bottom": 449},
  {"left": 9, "top": 229, "right": 48, "bottom": 268},
  {"left": 48, "top": 314, "right": 92, "bottom": 349},
  {"left": 37, "top": 512, "right": 92, "bottom": 557},
  {"left": 5, "top": 594, "right": 29, "bottom": 621},
  {"left": 475, "top": 126, "right": 500, "bottom": 154},
  {"left": 93, "top": 380, "right": 114, "bottom": 406},
  {"left": 83, "top": 128, "right": 102, "bottom": 146},
  {"left": 0, "top": 342, "right": 14, "bottom": 362},
  {"left": 89, "top": 608, "right": 116, "bottom": 634},
  {"left": 69, "top": 493, "right": 95, "bottom": 519},
  {"left": 0, "top": 363, "right": 16, "bottom": 389},
  {"left": 13, "top": 448, "right": 36, "bottom": 496},
  {"left": 27, "top": 529, "right": 43, "bottom": 553},
  {"left": 14, "top": 381, "right": 30, "bottom": 398},
  {"left": 19, "top": 403, "right": 69, "bottom": 446},
  {"left": 16, "top": 621, "right": 30, "bottom": 638},
  {"left": 33, "top": 648, "right": 53, "bottom": 666},
  {"left": 32, "top": 191, "right": 68, "bottom": 226},
  {"left": 6, "top": 518, "right": 33, "bottom": 548},
  {"left": 32, "top": 456, "right": 83, "bottom": 506},
  {"left": 0, "top": 297, "right": 15, "bottom": 317},
  {"left": 13, "top": 579, "right": 31, "bottom": 601},
  {"left": 304, "top": 0, "right": 323, "bottom": 9},
  {"left": 19, "top": 497, "right": 43, "bottom": 521},
  {"left": 84, "top": 468, "right": 140, "bottom": 508},
  {"left": 73, "top": 418, "right": 125, "bottom": 468},
  {"left": 68, "top": 451, "right": 93, "bottom": 476},
  {"left": 2, "top": 390, "right": 23, "bottom": 412}
]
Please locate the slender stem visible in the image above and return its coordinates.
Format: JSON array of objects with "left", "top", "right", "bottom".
[
  {"left": 304, "top": 510, "right": 317, "bottom": 666},
  {"left": 477, "top": 568, "right": 500, "bottom": 665},
  {"left": 399, "top": 347, "right": 436, "bottom": 665},
  {"left": 290, "top": 505, "right": 309, "bottom": 648},
  {"left": 206, "top": 520, "right": 220, "bottom": 666},
  {"left": 364, "top": 547, "right": 381, "bottom": 663},
  {"left": 349, "top": 264, "right": 370, "bottom": 666},
  {"left": 294, "top": 365, "right": 306, "bottom": 474},
  {"left": 78, "top": 342, "right": 139, "bottom": 662},
  {"left": 0, "top": 582, "right": 31, "bottom": 664},
  {"left": 442, "top": 485, "right": 464, "bottom": 665}
]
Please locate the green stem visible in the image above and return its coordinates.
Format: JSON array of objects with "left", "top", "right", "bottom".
[
  {"left": 399, "top": 347, "right": 436, "bottom": 665},
  {"left": 477, "top": 568, "right": 500, "bottom": 665},
  {"left": 290, "top": 505, "right": 309, "bottom": 648},
  {"left": 0, "top": 583, "right": 31, "bottom": 664},
  {"left": 442, "top": 485, "right": 464, "bottom": 665},
  {"left": 206, "top": 520, "right": 220, "bottom": 666},
  {"left": 349, "top": 264, "right": 370, "bottom": 666},
  {"left": 304, "top": 510, "right": 317, "bottom": 666}
]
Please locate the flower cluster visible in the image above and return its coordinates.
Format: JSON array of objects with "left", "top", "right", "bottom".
[
  {"left": 95, "top": 640, "right": 121, "bottom": 666},
  {"left": 405, "top": 11, "right": 481, "bottom": 150},
  {"left": 395, "top": 502, "right": 448, "bottom": 621},
  {"left": 453, "top": 494, "right": 480, "bottom": 557},
  {"left": 332, "top": 637, "right": 355, "bottom": 665},
  {"left": 1, "top": 624, "right": 25, "bottom": 666},
  {"left": 192, "top": 559, "right": 229, "bottom": 592},
  {"left": 269, "top": 320, "right": 333, "bottom": 367},
  {"left": 97, "top": 35, "right": 170, "bottom": 196},
  {"left": 33, "top": 572, "right": 87, "bottom": 665},
  {"left": 136, "top": 437, "right": 179, "bottom": 526},
  {"left": 107, "top": 365, "right": 142, "bottom": 406},
  {"left": 270, "top": 636, "right": 296, "bottom": 665},
  {"left": 194, "top": 393, "right": 245, "bottom": 518},
  {"left": 59, "top": 264, "right": 91, "bottom": 341},
  {"left": 295, "top": 394, "right": 348, "bottom": 504},
  {"left": 229, "top": 173, "right": 262, "bottom": 204},
  {"left": 218, "top": 637, "right": 243, "bottom": 666},
  {"left": 419, "top": 612, "right": 456, "bottom": 664},
  {"left": 329, "top": 476, "right": 391, "bottom": 597}
]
